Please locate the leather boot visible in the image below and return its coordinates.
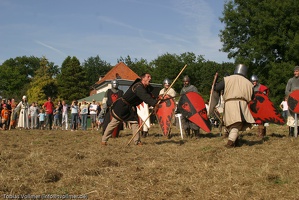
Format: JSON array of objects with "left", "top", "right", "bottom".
[
  {"left": 167, "top": 128, "right": 172, "bottom": 139},
  {"left": 262, "top": 127, "right": 266, "bottom": 137},
  {"left": 144, "top": 131, "right": 148, "bottom": 137},
  {"left": 193, "top": 130, "right": 200, "bottom": 139},
  {"left": 289, "top": 127, "right": 294, "bottom": 137},
  {"left": 258, "top": 126, "right": 264, "bottom": 138},
  {"left": 185, "top": 129, "right": 190, "bottom": 138},
  {"left": 225, "top": 140, "right": 235, "bottom": 148},
  {"left": 142, "top": 131, "right": 148, "bottom": 138},
  {"left": 290, "top": 127, "right": 299, "bottom": 137}
]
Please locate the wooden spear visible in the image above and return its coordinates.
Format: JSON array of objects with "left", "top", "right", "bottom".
[
  {"left": 126, "top": 64, "right": 188, "bottom": 146},
  {"left": 208, "top": 72, "right": 218, "bottom": 116}
]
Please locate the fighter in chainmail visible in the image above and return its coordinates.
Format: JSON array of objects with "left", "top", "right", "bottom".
[
  {"left": 285, "top": 66, "right": 299, "bottom": 96},
  {"left": 159, "top": 78, "right": 177, "bottom": 137},
  {"left": 180, "top": 75, "right": 198, "bottom": 94},
  {"left": 99, "top": 79, "right": 124, "bottom": 136},
  {"left": 178, "top": 75, "right": 200, "bottom": 138},
  {"left": 285, "top": 66, "right": 299, "bottom": 137},
  {"left": 250, "top": 74, "right": 269, "bottom": 138},
  {"left": 159, "top": 78, "right": 176, "bottom": 97}
]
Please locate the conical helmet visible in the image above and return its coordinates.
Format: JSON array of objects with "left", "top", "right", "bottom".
[
  {"left": 250, "top": 74, "right": 258, "bottom": 82},
  {"left": 163, "top": 78, "right": 171, "bottom": 85},
  {"left": 183, "top": 75, "right": 190, "bottom": 87},
  {"left": 183, "top": 75, "right": 190, "bottom": 82}
]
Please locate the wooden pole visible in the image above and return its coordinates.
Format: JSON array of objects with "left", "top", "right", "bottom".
[
  {"left": 8, "top": 109, "right": 13, "bottom": 130},
  {"left": 295, "top": 113, "right": 298, "bottom": 137},
  {"left": 208, "top": 72, "right": 218, "bottom": 116},
  {"left": 126, "top": 64, "right": 188, "bottom": 146}
]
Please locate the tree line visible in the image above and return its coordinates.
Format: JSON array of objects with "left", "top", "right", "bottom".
[{"left": 0, "top": 53, "right": 235, "bottom": 105}]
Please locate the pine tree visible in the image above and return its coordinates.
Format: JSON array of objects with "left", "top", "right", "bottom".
[{"left": 57, "top": 56, "right": 89, "bottom": 103}]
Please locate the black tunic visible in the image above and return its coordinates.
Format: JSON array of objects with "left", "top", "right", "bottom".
[
  {"left": 106, "top": 89, "right": 124, "bottom": 107},
  {"left": 102, "top": 89, "right": 124, "bottom": 132},
  {"left": 111, "top": 79, "right": 158, "bottom": 122}
]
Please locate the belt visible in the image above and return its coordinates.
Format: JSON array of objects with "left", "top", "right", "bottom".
[
  {"left": 225, "top": 97, "right": 248, "bottom": 103},
  {"left": 121, "top": 98, "right": 131, "bottom": 105}
]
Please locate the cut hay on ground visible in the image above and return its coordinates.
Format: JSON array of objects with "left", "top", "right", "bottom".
[{"left": 0, "top": 124, "right": 298, "bottom": 199}]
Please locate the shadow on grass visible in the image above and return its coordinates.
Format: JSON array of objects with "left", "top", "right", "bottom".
[
  {"left": 268, "top": 133, "right": 286, "bottom": 138},
  {"left": 238, "top": 134, "right": 285, "bottom": 147},
  {"left": 200, "top": 132, "right": 222, "bottom": 138},
  {"left": 238, "top": 138, "right": 264, "bottom": 147},
  {"left": 155, "top": 140, "right": 186, "bottom": 145},
  {"left": 241, "top": 132, "right": 286, "bottom": 138}
]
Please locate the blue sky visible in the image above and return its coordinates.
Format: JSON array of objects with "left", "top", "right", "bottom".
[{"left": 0, "top": 0, "right": 232, "bottom": 66}]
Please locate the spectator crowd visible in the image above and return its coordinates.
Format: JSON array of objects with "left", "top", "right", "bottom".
[{"left": 0, "top": 96, "right": 102, "bottom": 131}]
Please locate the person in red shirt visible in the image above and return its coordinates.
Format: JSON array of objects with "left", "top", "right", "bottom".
[
  {"left": 1, "top": 104, "right": 10, "bottom": 130},
  {"left": 42, "top": 97, "right": 54, "bottom": 130}
]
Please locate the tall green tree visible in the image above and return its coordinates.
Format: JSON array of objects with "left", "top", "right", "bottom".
[
  {"left": 27, "top": 57, "right": 58, "bottom": 104},
  {"left": 48, "top": 62, "right": 60, "bottom": 78},
  {"left": 220, "top": 0, "right": 299, "bottom": 105},
  {"left": 56, "top": 56, "right": 89, "bottom": 103},
  {"left": 0, "top": 56, "right": 40, "bottom": 99},
  {"left": 82, "top": 55, "right": 112, "bottom": 86},
  {"left": 151, "top": 53, "right": 191, "bottom": 93},
  {"left": 267, "top": 62, "right": 295, "bottom": 106},
  {"left": 220, "top": 0, "right": 299, "bottom": 66},
  {"left": 151, "top": 52, "right": 235, "bottom": 98}
]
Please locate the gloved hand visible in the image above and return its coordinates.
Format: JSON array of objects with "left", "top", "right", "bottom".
[{"left": 154, "top": 104, "right": 161, "bottom": 113}]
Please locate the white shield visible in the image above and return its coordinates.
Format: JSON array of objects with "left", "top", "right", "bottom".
[{"left": 137, "top": 102, "right": 151, "bottom": 128}]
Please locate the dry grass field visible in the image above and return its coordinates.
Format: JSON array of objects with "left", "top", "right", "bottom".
[{"left": 0, "top": 123, "right": 299, "bottom": 200}]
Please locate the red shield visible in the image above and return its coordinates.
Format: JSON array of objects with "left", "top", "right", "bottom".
[
  {"left": 178, "top": 92, "right": 211, "bottom": 133},
  {"left": 288, "top": 90, "right": 299, "bottom": 113},
  {"left": 248, "top": 91, "right": 285, "bottom": 125},
  {"left": 155, "top": 94, "right": 176, "bottom": 136}
]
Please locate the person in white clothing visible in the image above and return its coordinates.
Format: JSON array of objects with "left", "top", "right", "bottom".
[
  {"left": 16, "top": 95, "right": 30, "bottom": 129},
  {"left": 159, "top": 78, "right": 177, "bottom": 138},
  {"left": 61, "top": 100, "right": 69, "bottom": 130},
  {"left": 29, "top": 102, "right": 38, "bottom": 129},
  {"left": 159, "top": 78, "right": 176, "bottom": 97},
  {"left": 280, "top": 96, "right": 288, "bottom": 121},
  {"left": 89, "top": 99, "right": 98, "bottom": 130}
]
